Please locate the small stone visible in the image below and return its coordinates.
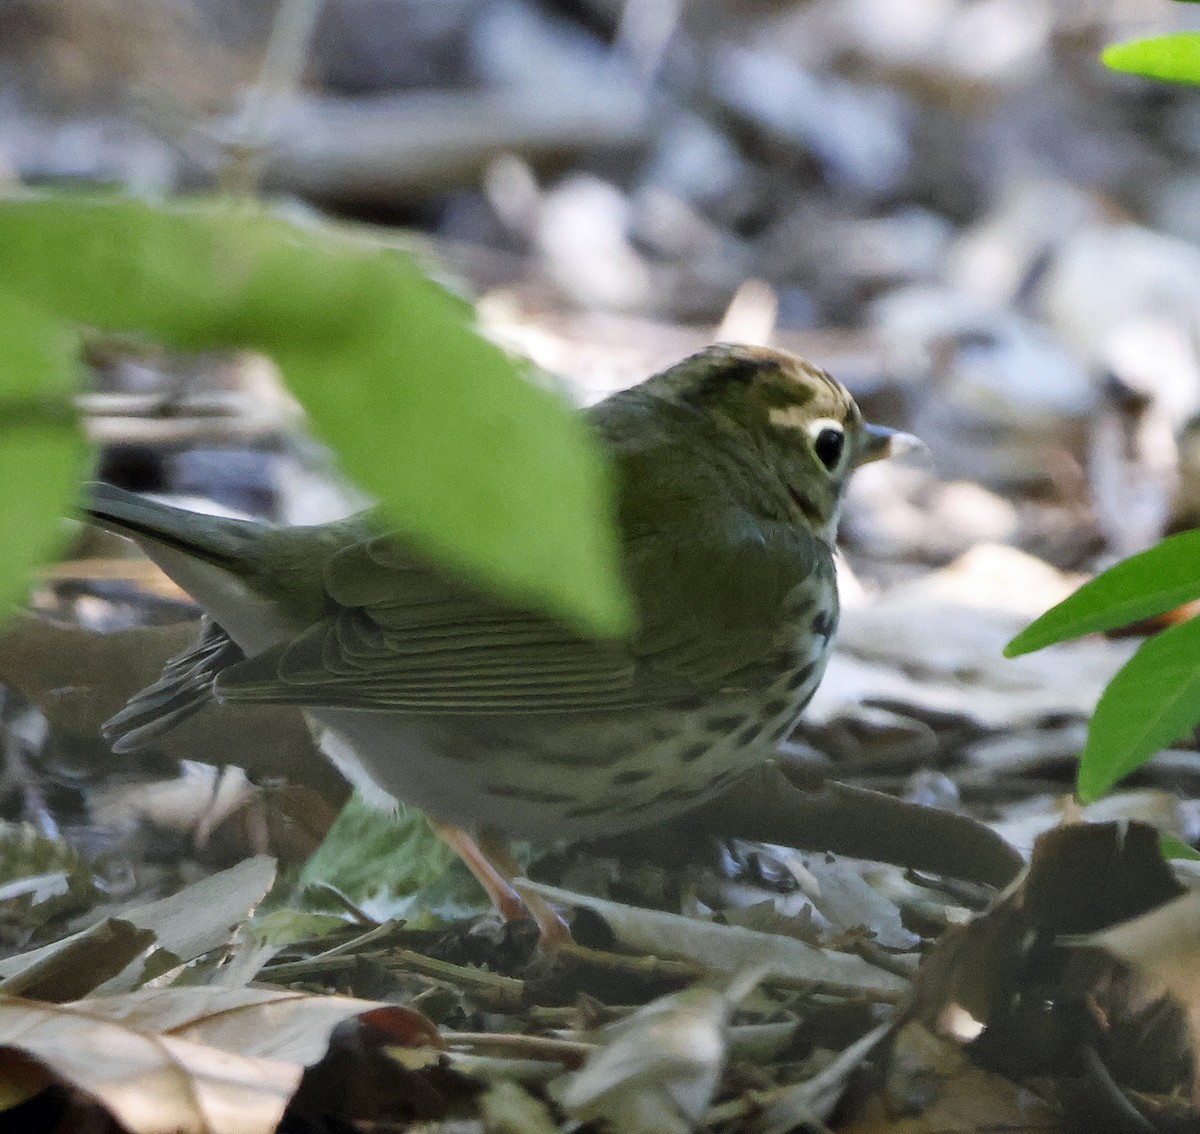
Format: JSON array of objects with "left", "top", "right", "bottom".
[
  {"left": 712, "top": 44, "right": 912, "bottom": 198},
  {"left": 1038, "top": 223, "right": 1200, "bottom": 386}
]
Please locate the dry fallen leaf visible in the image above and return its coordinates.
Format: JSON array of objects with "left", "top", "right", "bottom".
[
  {"left": 782, "top": 851, "right": 920, "bottom": 951},
  {"left": 559, "top": 969, "right": 763, "bottom": 1134},
  {"left": 752, "top": 1022, "right": 890, "bottom": 1133},
  {"left": 0, "top": 987, "right": 435, "bottom": 1134},
  {"left": 0, "top": 918, "right": 155, "bottom": 1001},
  {"left": 0, "top": 612, "right": 338, "bottom": 797},
  {"left": 813, "top": 544, "right": 1136, "bottom": 730},
  {"left": 0, "top": 856, "right": 277, "bottom": 997},
  {"left": 1089, "top": 887, "right": 1200, "bottom": 1004},
  {"left": 517, "top": 880, "right": 908, "bottom": 994},
  {"left": 840, "top": 1022, "right": 1062, "bottom": 1132},
  {"left": 1088, "top": 887, "right": 1200, "bottom": 1095},
  {"left": 480, "top": 1079, "right": 560, "bottom": 1134}
]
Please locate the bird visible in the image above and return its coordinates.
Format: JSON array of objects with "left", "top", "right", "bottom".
[{"left": 87, "top": 343, "right": 912, "bottom": 942}]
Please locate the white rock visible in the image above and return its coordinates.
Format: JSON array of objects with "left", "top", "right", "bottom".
[
  {"left": 470, "top": 0, "right": 611, "bottom": 88},
  {"left": 640, "top": 113, "right": 749, "bottom": 213},
  {"left": 833, "top": 0, "right": 1049, "bottom": 84},
  {"left": 844, "top": 465, "right": 1018, "bottom": 561},
  {"left": 535, "top": 175, "right": 651, "bottom": 311},
  {"left": 1039, "top": 223, "right": 1200, "bottom": 381},
  {"left": 812, "top": 545, "right": 1136, "bottom": 730},
  {"left": 823, "top": 207, "right": 954, "bottom": 287},
  {"left": 713, "top": 44, "right": 912, "bottom": 197},
  {"left": 871, "top": 285, "right": 1096, "bottom": 426},
  {"left": 947, "top": 178, "right": 1101, "bottom": 306}
]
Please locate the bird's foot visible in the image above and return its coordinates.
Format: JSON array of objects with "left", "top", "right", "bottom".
[{"left": 429, "top": 818, "right": 572, "bottom": 948}]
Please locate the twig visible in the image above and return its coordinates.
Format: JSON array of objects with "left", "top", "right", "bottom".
[
  {"left": 261, "top": 938, "right": 525, "bottom": 1011},
  {"left": 553, "top": 939, "right": 706, "bottom": 982},
  {"left": 553, "top": 940, "right": 906, "bottom": 1004},
  {"left": 441, "top": 1030, "right": 597, "bottom": 1067},
  {"left": 222, "top": 0, "right": 325, "bottom": 195}
]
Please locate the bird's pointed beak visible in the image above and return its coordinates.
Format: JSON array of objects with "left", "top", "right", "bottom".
[{"left": 856, "top": 423, "right": 925, "bottom": 467}]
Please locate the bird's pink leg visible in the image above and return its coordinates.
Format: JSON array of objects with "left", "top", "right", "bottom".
[
  {"left": 428, "top": 818, "right": 571, "bottom": 947},
  {"left": 478, "top": 831, "right": 572, "bottom": 948}
]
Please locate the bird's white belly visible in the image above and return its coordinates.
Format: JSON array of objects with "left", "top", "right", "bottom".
[{"left": 312, "top": 708, "right": 553, "bottom": 832}]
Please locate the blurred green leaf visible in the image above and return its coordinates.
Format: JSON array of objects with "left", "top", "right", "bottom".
[
  {"left": 0, "top": 289, "right": 89, "bottom": 614},
  {"left": 0, "top": 192, "right": 630, "bottom": 637},
  {"left": 1160, "top": 834, "right": 1200, "bottom": 862},
  {"left": 1005, "top": 530, "right": 1200, "bottom": 656},
  {"left": 1102, "top": 33, "right": 1200, "bottom": 85},
  {"left": 1078, "top": 615, "right": 1200, "bottom": 802}
]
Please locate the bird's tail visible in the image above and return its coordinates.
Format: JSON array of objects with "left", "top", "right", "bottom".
[{"left": 86, "top": 482, "right": 265, "bottom": 568}]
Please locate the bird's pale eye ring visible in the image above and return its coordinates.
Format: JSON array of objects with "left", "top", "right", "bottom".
[{"left": 807, "top": 418, "right": 845, "bottom": 472}]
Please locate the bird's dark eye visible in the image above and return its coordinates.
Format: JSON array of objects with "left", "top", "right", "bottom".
[{"left": 813, "top": 427, "right": 844, "bottom": 471}]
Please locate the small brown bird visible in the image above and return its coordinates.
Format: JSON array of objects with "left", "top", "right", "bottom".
[{"left": 89, "top": 344, "right": 911, "bottom": 939}]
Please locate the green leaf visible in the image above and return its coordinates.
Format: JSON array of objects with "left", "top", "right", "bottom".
[
  {"left": 1005, "top": 530, "right": 1200, "bottom": 657},
  {"left": 1077, "top": 615, "right": 1200, "bottom": 802},
  {"left": 0, "top": 192, "right": 631, "bottom": 637},
  {"left": 295, "top": 795, "right": 485, "bottom": 926},
  {"left": 1102, "top": 33, "right": 1200, "bottom": 85},
  {"left": 1160, "top": 834, "right": 1200, "bottom": 862},
  {"left": 0, "top": 290, "right": 90, "bottom": 614},
  {"left": 252, "top": 908, "right": 349, "bottom": 948}
]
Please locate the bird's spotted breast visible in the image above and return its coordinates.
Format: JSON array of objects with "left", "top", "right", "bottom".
[
  {"left": 393, "top": 576, "right": 844, "bottom": 840},
  {"left": 425, "top": 622, "right": 838, "bottom": 839}
]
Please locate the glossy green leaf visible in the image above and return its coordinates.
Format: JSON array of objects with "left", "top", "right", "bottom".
[
  {"left": 1005, "top": 530, "right": 1200, "bottom": 656},
  {"left": 1077, "top": 615, "right": 1200, "bottom": 801},
  {"left": 0, "top": 290, "right": 89, "bottom": 613},
  {"left": 0, "top": 192, "right": 630, "bottom": 636},
  {"left": 1102, "top": 33, "right": 1200, "bottom": 85}
]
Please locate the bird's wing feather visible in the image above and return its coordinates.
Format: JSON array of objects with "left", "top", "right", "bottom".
[
  {"left": 215, "top": 512, "right": 826, "bottom": 713},
  {"left": 103, "top": 618, "right": 245, "bottom": 750}
]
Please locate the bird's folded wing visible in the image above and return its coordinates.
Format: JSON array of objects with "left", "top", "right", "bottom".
[
  {"left": 104, "top": 617, "right": 245, "bottom": 750},
  {"left": 215, "top": 515, "right": 824, "bottom": 714},
  {"left": 215, "top": 533, "right": 638, "bottom": 712}
]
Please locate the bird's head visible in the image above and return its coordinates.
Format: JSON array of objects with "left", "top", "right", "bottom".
[{"left": 644, "top": 343, "right": 916, "bottom": 541}]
